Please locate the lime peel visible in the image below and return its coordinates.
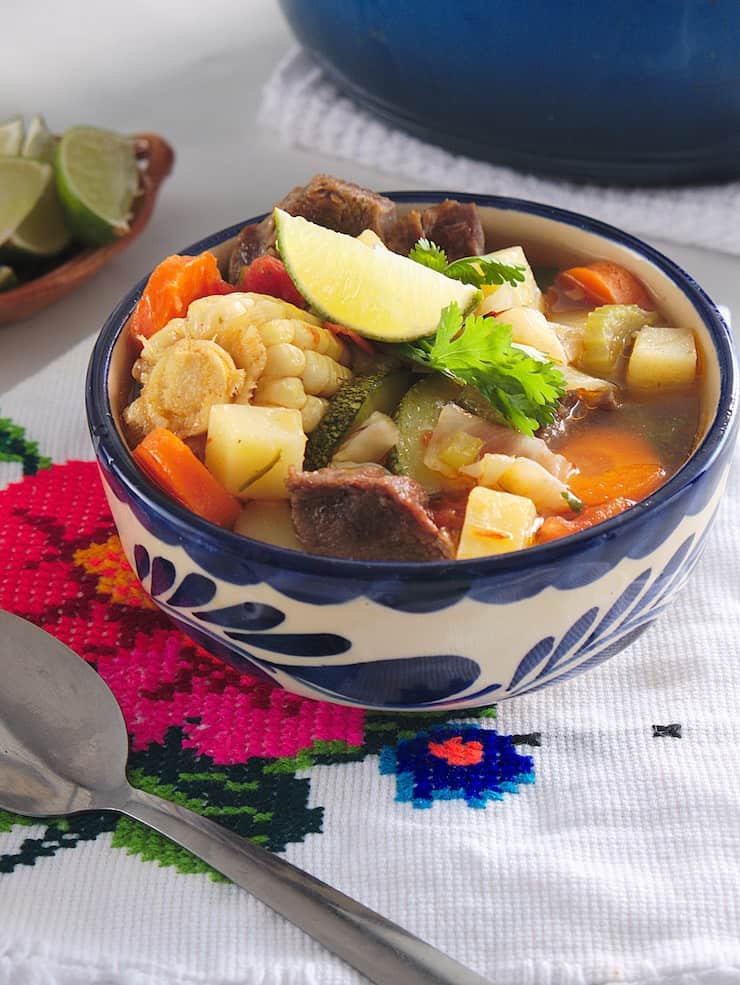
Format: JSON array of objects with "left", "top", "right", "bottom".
[
  {"left": 55, "top": 126, "right": 139, "bottom": 246},
  {"left": 274, "top": 208, "right": 481, "bottom": 343}
]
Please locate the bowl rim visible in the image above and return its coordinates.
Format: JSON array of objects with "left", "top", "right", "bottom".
[{"left": 86, "top": 191, "right": 738, "bottom": 581}]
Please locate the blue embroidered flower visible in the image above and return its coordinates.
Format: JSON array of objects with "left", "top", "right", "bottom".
[{"left": 379, "top": 723, "right": 534, "bottom": 808}]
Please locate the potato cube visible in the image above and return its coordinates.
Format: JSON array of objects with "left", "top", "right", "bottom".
[
  {"left": 627, "top": 325, "right": 697, "bottom": 389},
  {"left": 206, "top": 404, "right": 306, "bottom": 500},
  {"left": 477, "top": 246, "right": 543, "bottom": 314},
  {"left": 457, "top": 486, "right": 537, "bottom": 560}
]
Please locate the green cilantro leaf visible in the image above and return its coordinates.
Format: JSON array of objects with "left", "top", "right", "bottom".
[
  {"left": 408, "top": 238, "right": 448, "bottom": 272},
  {"left": 408, "top": 238, "right": 525, "bottom": 289},
  {"left": 400, "top": 303, "right": 566, "bottom": 436}
]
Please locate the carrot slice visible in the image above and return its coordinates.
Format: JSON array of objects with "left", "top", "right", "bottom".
[
  {"left": 133, "top": 428, "right": 241, "bottom": 528},
  {"left": 562, "top": 430, "right": 665, "bottom": 506},
  {"left": 557, "top": 427, "right": 664, "bottom": 507},
  {"left": 128, "top": 252, "right": 234, "bottom": 345},
  {"left": 323, "top": 321, "right": 376, "bottom": 355},
  {"left": 570, "top": 462, "right": 666, "bottom": 507},
  {"left": 557, "top": 260, "right": 653, "bottom": 309},
  {"left": 537, "top": 498, "right": 635, "bottom": 543}
]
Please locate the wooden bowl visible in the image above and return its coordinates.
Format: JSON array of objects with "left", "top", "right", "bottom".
[{"left": 0, "top": 132, "right": 174, "bottom": 325}]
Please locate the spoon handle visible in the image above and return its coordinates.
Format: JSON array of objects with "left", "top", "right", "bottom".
[{"left": 120, "top": 786, "right": 493, "bottom": 985}]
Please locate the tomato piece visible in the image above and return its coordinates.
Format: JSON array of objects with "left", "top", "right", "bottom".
[
  {"left": 128, "top": 252, "right": 234, "bottom": 345},
  {"left": 236, "top": 255, "right": 306, "bottom": 308},
  {"left": 323, "top": 321, "right": 376, "bottom": 355}
]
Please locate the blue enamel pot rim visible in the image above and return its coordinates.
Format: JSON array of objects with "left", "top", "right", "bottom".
[{"left": 87, "top": 191, "right": 738, "bottom": 582}]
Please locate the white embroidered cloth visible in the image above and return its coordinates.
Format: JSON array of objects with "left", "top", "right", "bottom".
[{"left": 0, "top": 309, "right": 738, "bottom": 984}]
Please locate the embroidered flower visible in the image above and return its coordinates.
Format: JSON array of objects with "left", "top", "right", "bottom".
[{"left": 380, "top": 723, "right": 534, "bottom": 808}]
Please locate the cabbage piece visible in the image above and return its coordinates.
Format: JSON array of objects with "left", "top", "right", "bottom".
[
  {"left": 424, "top": 403, "right": 573, "bottom": 482},
  {"left": 331, "top": 411, "right": 399, "bottom": 465}
]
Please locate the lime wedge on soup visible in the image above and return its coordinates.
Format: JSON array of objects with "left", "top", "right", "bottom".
[
  {"left": 21, "top": 114, "right": 56, "bottom": 162},
  {"left": 0, "top": 116, "right": 24, "bottom": 156},
  {"left": 0, "top": 158, "right": 50, "bottom": 244},
  {"left": 55, "top": 126, "right": 139, "bottom": 246},
  {"left": 274, "top": 208, "right": 481, "bottom": 342}
]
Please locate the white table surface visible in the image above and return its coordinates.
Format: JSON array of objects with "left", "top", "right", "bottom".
[{"left": 2, "top": 0, "right": 738, "bottom": 398}]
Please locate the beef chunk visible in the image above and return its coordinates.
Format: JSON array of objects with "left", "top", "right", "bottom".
[
  {"left": 383, "top": 202, "right": 485, "bottom": 260},
  {"left": 280, "top": 174, "right": 397, "bottom": 235},
  {"left": 421, "top": 200, "right": 485, "bottom": 260},
  {"left": 229, "top": 176, "right": 487, "bottom": 280},
  {"left": 228, "top": 175, "right": 397, "bottom": 282},
  {"left": 228, "top": 222, "right": 277, "bottom": 280},
  {"left": 384, "top": 209, "right": 425, "bottom": 255},
  {"left": 287, "top": 465, "right": 454, "bottom": 562}
]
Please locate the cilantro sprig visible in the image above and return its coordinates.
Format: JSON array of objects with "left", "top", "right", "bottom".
[
  {"left": 409, "top": 238, "right": 525, "bottom": 289},
  {"left": 400, "top": 303, "right": 566, "bottom": 436}
]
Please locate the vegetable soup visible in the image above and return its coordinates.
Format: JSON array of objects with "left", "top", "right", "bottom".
[{"left": 120, "top": 175, "right": 702, "bottom": 562}]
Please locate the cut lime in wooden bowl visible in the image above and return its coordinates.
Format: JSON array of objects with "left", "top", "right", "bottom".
[{"left": 0, "top": 131, "right": 174, "bottom": 325}]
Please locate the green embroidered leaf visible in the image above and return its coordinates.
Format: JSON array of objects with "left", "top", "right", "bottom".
[
  {"left": 0, "top": 810, "right": 37, "bottom": 834},
  {"left": 0, "top": 813, "right": 117, "bottom": 874},
  {"left": 0, "top": 415, "right": 52, "bottom": 474}
]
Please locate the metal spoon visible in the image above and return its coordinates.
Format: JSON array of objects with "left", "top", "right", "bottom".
[{"left": 0, "top": 610, "right": 492, "bottom": 985}]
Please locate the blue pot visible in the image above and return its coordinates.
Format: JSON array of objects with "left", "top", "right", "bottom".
[
  {"left": 279, "top": 0, "right": 740, "bottom": 184},
  {"left": 87, "top": 194, "right": 738, "bottom": 710}
]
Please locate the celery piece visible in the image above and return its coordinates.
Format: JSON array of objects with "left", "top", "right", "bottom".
[
  {"left": 578, "top": 305, "right": 658, "bottom": 380},
  {"left": 437, "top": 431, "right": 484, "bottom": 471}
]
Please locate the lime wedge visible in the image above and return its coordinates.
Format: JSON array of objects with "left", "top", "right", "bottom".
[
  {"left": 4, "top": 167, "right": 72, "bottom": 259},
  {"left": 0, "top": 265, "right": 18, "bottom": 292},
  {"left": 55, "top": 126, "right": 139, "bottom": 246},
  {"left": 21, "top": 114, "right": 56, "bottom": 162},
  {"left": 0, "top": 116, "right": 24, "bottom": 156},
  {"left": 274, "top": 208, "right": 481, "bottom": 342},
  {"left": 0, "top": 158, "right": 50, "bottom": 244}
]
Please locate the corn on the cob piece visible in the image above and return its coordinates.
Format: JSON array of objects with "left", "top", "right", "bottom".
[
  {"left": 257, "top": 319, "right": 298, "bottom": 348},
  {"left": 258, "top": 319, "right": 348, "bottom": 364},
  {"left": 253, "top": 318, "right": 353, "bottom": 424},
  {"left": 124, "top": 339, "right": 244, "bottom": 442},
  {"left": 133, "top": 294, "right": 279, "bottom": 396},
  {"left": 302, "top": 350, "right": 352, "bottom": 397},
  {"left": 253, "top": 377, "right": 308, "bottom": 410},
  {"left": 262, "top": 343, "right": 307, "bottom": 380},
  {"left": 301, "top": 395, "right": 329, "bottom": 433}
]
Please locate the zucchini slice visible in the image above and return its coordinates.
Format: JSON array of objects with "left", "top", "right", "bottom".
[
  {"left": 304, "top": 370, "right": 411, "bottom": 470},
  {"left": 387, "top": 375, "right": 469, "bottom": 493}
]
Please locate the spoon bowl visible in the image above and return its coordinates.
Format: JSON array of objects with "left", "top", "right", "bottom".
[{"left": 0, "top": 610, "right": 128, "bottom": 814}]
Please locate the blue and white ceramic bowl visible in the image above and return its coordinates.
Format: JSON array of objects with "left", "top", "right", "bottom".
[{"left": 86, "top": 194, "right": 738, "bottom": 711}]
